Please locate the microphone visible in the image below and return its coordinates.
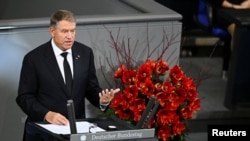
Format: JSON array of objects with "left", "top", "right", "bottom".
[{"left": 67, "top": 99, "right": 77, "bottom": 134}]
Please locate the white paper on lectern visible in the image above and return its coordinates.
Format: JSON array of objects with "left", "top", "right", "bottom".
[{"left": 36, "top": 121, "right": 105, "bottom": 134}]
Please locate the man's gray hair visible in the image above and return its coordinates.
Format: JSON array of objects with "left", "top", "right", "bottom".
[{"left": 50, "top": 10, "right": 76, "bottom": 27}]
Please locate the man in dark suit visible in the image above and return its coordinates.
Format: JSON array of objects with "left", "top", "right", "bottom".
[{"left": 16, "top": 9, "right": 120, "bottom": 141}]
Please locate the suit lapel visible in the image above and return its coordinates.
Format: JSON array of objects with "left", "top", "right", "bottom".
[{"left": 71, "top": 45, "right": 82, "bottom": 98}]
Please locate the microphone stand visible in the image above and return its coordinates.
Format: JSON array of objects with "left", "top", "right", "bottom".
[{"left": 67, "top": 99, "right": 77, "bottom": 134}]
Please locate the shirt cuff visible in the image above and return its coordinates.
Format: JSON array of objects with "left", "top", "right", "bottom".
[{"left": 99, "top": 101, "right": 110, "bottom": 111}]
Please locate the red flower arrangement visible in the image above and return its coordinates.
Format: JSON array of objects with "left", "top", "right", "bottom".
[
  {"left": 100, "top": 26, "right": 201, "bottom": 141},
  {"left": 109, "top": 59, "right": 200, "bottom": 141}
]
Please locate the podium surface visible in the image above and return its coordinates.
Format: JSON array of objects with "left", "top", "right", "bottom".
[{"left": 26, "top": 117, "right": 157, "bottom": 141}]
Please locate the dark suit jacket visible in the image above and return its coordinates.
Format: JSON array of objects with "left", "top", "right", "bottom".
[{"left": 16, "top": 40, "right": 102, "bottom": 122}]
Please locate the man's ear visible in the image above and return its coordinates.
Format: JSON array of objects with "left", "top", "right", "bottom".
[{"left": 49, "top": 26, "right": 55, "bottom": 37}]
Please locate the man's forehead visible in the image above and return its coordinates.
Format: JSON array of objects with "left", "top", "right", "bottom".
[{"left": 55, "top": 21, "right": 76, "bottom": 30}]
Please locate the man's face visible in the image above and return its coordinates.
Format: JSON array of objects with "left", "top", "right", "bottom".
[{"left": 49, "top": 20, "right": 76, "bottom": 51}]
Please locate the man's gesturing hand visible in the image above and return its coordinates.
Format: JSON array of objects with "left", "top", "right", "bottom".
[{"left": 99, "top": 88, "right": 120, "bottom": 104}]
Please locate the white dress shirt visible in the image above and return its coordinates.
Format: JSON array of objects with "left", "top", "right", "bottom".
[{"left": 51, "top": 39, "right": 74, "bottom": 82}]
